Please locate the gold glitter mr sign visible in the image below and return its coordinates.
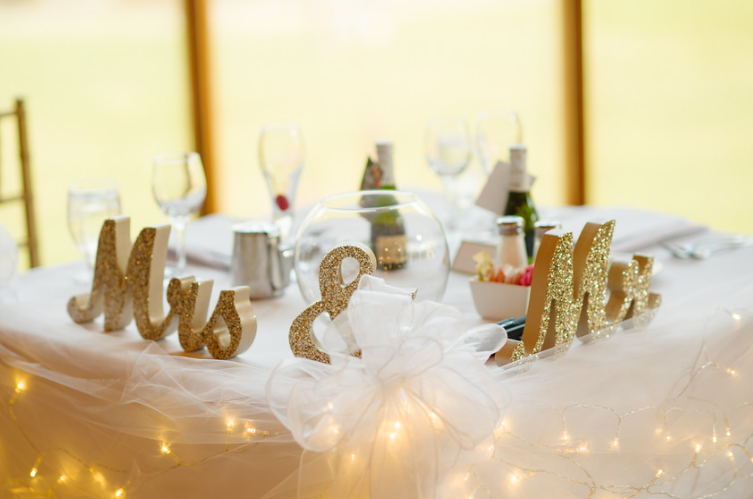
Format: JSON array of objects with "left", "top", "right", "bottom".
[
  {"left": 289, "top": 244, "right": 377, "bottom": 364},
  {"left": 496, "top": 220, "right": 661, "bottom": 365},
  {"left": 67, "top": 216, "right": 257, "bottom": 360}
]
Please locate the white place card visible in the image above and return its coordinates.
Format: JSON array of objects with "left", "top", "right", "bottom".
[{"left": 452, "top": 240, "right": 496, "bottom": 274}]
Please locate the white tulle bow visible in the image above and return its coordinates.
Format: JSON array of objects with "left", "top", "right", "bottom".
[{"left": 267, "top": 275, "right": 509, "bottom": 498}]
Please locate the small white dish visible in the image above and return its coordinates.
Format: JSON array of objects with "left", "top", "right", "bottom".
[{"left": 469, "top": 277, "right": 531, "bottom": 321}]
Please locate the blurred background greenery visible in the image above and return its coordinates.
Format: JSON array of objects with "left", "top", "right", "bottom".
[{"left": 1, "top": 0, "right": 751, "bottom": 269}]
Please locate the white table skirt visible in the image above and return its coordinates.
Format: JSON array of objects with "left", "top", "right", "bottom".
[{"left": 1, "top": 205, "right": 752, "bottom": 498}]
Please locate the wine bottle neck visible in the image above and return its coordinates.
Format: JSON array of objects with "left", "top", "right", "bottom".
[
  {"left": 376, "top": 141, "right": 395, "bottom": 187},
  {"left": 509, "top": 145, "right": 528, "bottom": 192}
]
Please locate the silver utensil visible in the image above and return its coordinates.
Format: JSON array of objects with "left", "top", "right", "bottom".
[{"left": 662, "top": 235, "right": 753, "bottom": 260}]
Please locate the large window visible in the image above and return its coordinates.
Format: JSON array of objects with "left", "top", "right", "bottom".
[
  {"left": 208, "top": 0, "right": 567, "bottom": 219},
  {"left": 584, "top": 0, "right": 753, "bottom": 233},
  {"left": 3, "top": 0, "right": 751, "bottom": 270},
  {"left": 0, "top": 0, "right": 192, "bottom": 267}
]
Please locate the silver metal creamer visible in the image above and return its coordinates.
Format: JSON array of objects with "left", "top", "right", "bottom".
[{"left": 230, "top": 221, "right": 292, "bottom": 299}]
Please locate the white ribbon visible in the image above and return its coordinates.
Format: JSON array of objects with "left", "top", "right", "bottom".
[{"left": 267, "top": 275, "right": 510, "bottom": 498}]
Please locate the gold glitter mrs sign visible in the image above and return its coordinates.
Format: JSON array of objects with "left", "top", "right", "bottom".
[
  {"left": 67, "top": 216, "right": 257, "bottom": 360},
  {"left": 289, "top": 244, "right": 376, "bottom": 364},
  {"left": 496, "top": 220, "right": 661, "bottom": 365}
]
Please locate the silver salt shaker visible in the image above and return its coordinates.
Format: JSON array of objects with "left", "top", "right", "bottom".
[
  {"left": 533, "top": 220, "right": 562, "bottom": 262},
  {"left": 231, "top": 221, "right": 292, "bottom": 299}
]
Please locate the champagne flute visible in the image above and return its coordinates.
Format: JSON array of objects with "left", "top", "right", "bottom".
[
  {"left": 152, "top": 152, "right": 207, "bottom": 275},
  {"left": 474, "top": 109, "right": 523, "bottom": 175},
  {"left": 425, "top": 118, "right": 471, "bottom": 230},
  {"left": 67, "top": 179, "right": 122, "bottom": 283},
  {"left": 258, "top": 123, "right": 304, "bottom": 241}
]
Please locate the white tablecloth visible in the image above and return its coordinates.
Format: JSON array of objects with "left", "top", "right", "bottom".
[{"left": 1, "top": 205, "right": 752, "bottom": 498}]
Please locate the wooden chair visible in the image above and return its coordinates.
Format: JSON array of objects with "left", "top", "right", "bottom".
[{"left": 0, "top": 98, "right": 39, "bottom": 268}]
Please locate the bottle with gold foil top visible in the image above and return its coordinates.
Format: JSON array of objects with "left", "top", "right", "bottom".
[
  {"left": 371, "top": 141, "right": 407, "bottom": 270},
  {"left": 503, "top": 144, "right": 539, "bottom": 259}
]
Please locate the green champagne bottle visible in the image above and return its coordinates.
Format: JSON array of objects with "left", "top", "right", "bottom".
[
  {"left": 503, "top": 145, "right": 539, "bottom": 259},
  {"left": 370, "top": 141, "right": 407, "bottom": 270}
]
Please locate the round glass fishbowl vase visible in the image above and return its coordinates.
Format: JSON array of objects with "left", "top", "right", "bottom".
[{"left": 294, "top": 190, "right": 450, "bottom": 304}]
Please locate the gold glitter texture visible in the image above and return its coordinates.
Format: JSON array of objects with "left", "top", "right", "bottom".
[
  {"left": 572, "top": 220, "right": 614, "bottom": 338},
  {"left": 289, "top": 244, "right": 376, "bottom": 363},
  {"left": 68, "top": 217, "right": 258, "bottom": 360},
  {"left": 507, "top": 230, "right": 575, "bottom": 363},
  {"left": 171, "top": 277, "right": 214, "bottom": 352},
  {"left": 67, "top": 217, "right": 133, "bottom": 331},
  {"left": 496, "top": 220, "right": 662, "bottom": 365},
  {"left": 128, "top": 225, "right": 178, "bottom": 341},
  {"left": 606, "top": 254, "right": 661, "bottom": 323},
  {"left": 203, "top": 288, "right": 257, "bottom": 360}
]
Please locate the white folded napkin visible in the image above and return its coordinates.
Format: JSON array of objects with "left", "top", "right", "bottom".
[
  {"left": 540, "top": 205, "right": 707, "bottom": 253},
  {"left": 167, "top": 214, "right": 238, "bottom": 269}
]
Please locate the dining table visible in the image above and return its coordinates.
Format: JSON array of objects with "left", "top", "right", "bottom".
[{"left": 1, "top": 196, "right": 752, "bottom": 499}]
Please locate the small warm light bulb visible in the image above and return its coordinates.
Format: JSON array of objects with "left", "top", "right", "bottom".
[
  {"left": 695, "top": 444, "right": 702, "bottom": 453},
  {"left": 15, "top": 381, "right": 26, "bottom": 393},
  {"left": 394, "top": 421, "right": 401, "bottom": 430},
  {"left": 732, "top": 313, "right": 741, "bottom": 321},
  {"left": 115, "top": 489, "right": 125, "bottom": 498},
  {"left": 161, "top": 444, "right": 170, "bottom": 454},
  {"left": 578, "top": 444, "right": 588, "bottom": 453},
  {"left": 29, "top": 468, "right": 37, "bottom": 478},
  {"left": 246, "top": 427, "right": 257, "bottom": 435},
  {"left": 226, "top": 418, "right": 235, "bottom": 429},
  {"left": 561, "top": 431, "right": 570, "bottom": 441},
  {"left": 655, "top": 469, "right": 664, "bottom": 477},
  {"left": 727, "top": 451, "right": 735, "bottom": 460},
  {"left": 58, "top": 475, "right": 67, "bottom": 483},
  {"left": 350, "top": 453, "right": 356, "bottom": 462},
  {"left": 510, "top": 474, "right": 519, "bottom": 484},
  {"left": 666, "top": 434, "right": 672, "bottom": 442},
  {"left": 612, "top": 438, "right": 620, "bottom": 449},
  {"left": 712, "top": 434, "right": 718, "bottom": 443},
  {"left": 389, "top": 432, "right": 397, "bottom": 440},
  {"left": 726, "top": 428, "right": 732, "bottom": 437}
]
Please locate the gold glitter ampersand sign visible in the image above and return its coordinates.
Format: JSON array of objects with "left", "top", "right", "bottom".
[
  {"left": 289, "top": 243, "right": 377, "bottom": 364},
  {"left": 67, "top": 216, "right": 257, "bottom": 360}
]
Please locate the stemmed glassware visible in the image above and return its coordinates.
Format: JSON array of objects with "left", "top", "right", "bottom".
[
  {"left": 425, "top": 118, "right": 471, "bottom": 229},
  {"left": 152, "top": 152, "right": 207, "bottom": 275},
  {"left": 474, "top": 109, "right": 523, "bottom": 175},
  {"left": 258, "top": 123, "right": 305, "bottom": 241},
  {"left": 67, "top": 179, "right": 122, "bottom": 283}
]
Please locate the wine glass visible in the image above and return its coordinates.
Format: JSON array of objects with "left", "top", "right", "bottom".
[
  {"left": 67, "top": 179, "right": 122, "bottom": 283},
  {"left": 152, "top": 152, "right": 207, "bottom": 275},
  {"left": 258, "top": 123, "right": 305, "bottom": 241},
  {"left": 425, "top": 118, "right": 471, "bottom": 230},
  {"left": 474, "top": 109, "right": 523, "bottom": 175}
]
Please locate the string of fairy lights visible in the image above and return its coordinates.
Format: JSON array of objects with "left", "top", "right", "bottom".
[
  {"left": 2, "top": 372, "right": 277, "bottom": 498},
  {"left": 1, "top": 309, "right": 751, "bottom": 497},
  {"left": 444, "top": 308, "right": 753, "bottom": 498}
]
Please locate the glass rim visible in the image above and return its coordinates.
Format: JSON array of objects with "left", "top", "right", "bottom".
[
  {"left": 67, "top": 178, "right": 119, "bottom": 193},
  {"left": 317, "top": 190, "right": 419, "bottom": 212},
  {"left": 259, "top": 122, "right": 301, "bottom": 130},
  {"left": 153, "top": 151, "right": 201, "bottom": 164}
]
